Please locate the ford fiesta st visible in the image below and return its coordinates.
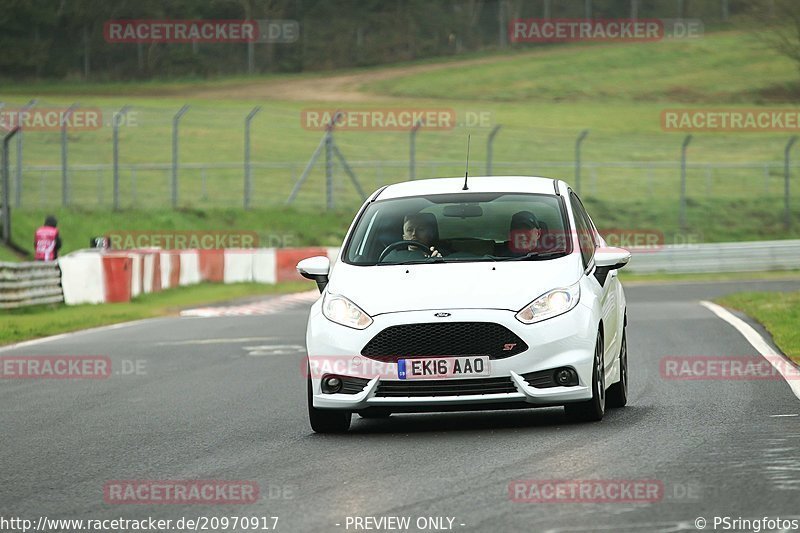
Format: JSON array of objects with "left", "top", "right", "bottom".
[{"left": 298, "top": 176, "right": 631, "bottom": 433}]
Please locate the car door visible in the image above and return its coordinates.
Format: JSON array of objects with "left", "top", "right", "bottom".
[{"left": 569, "top": 192, "right": 619, "bottom": 371}]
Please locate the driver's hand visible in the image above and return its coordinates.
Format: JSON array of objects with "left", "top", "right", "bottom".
[{"left": 428, "top": 247, "right": 442, "bottom": 258}]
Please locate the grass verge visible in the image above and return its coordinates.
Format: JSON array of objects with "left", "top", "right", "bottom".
[
  {"left": 716, "top": 291, "right": 800, "bottom": 365},
  {"left": 6, "top": 207, "right": 356, "bottom": 260},
  {"left": 620, "top": 270, "right": 800, "bottom": 284},
  {"left": 0, "top": 281, "right": 312, "bottom": 346}
]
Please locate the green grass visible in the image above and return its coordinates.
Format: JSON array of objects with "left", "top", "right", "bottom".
[
  {"left": 366, "top": 32, "right": 797, "bottom": 103},
  {"left": 716, "top": 291, "right": 800, "bottom": 364},
  {"left": 7, "top": 207, "right": 355, "bottom": 259},
  {"left": 0, "top": 281, "right": 311, "bottom": 346},
  {"left": 0, "top": 72, "right": 316, "bottom": 97},
  {"left": 0, "top": 246, "right": 24, "bottom": 262}
]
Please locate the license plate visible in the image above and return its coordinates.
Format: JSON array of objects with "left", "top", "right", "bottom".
[{"left": 397, "top": 356, "right": 491, "bottom": 380}]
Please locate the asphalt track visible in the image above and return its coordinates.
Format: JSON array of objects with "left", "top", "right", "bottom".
[{"left": 2, "top": 279, "right": 799, "bottom": 533}]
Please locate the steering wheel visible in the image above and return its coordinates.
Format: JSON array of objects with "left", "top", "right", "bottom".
[{"left": 378, "top": 240, "right": 433, "bottom": 263}]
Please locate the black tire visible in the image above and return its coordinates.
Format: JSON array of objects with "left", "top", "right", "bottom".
[
  {"left": 564, "top": 333, "right": 605, "bottom": 422},
  {"left": 358, "top": 408, "right": 392, "bottom": 419},
  {"left": 606, "top": 330, "right": 628, "bottom": 409},
  {"left": 307, "top": 371, "right": 351, "bottom": 433}
]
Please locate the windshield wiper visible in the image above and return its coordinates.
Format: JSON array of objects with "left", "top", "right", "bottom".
[
  {"left": 379, "top": 256, "right": 446, "bottom": 266},
  {"left": 496, "top": 251, "right": 565, "bottom": 261}
]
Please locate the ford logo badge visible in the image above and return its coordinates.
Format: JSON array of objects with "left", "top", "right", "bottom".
[{"left": 434, "top": 312, "right": 451, "bottom": 317}]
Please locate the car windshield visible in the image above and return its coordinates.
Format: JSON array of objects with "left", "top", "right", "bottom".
[{"left": 343, "top": 192, "right": 572, "bottom": 265}]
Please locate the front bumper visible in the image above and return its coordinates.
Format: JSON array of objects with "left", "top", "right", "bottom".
[{"left": 306, "top": 304, "right": 598, "bottom": 411}]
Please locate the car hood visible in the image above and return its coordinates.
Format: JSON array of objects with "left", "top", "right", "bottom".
[{"left": 327, "top": 255, "right": 582, "bottom": 316}]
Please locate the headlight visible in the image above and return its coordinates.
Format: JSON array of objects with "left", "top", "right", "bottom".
[
  {"left": 322, "top": 292, "right": 373, "bottom": 329},
  {"left": 515, "top": 281, "right": 580, "bottom": 324}
]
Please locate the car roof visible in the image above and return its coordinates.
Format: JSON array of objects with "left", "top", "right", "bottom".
[{"left": 374, "top": 176, "right": 561, "bottom": 200}]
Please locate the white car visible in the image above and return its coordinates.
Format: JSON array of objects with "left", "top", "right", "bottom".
[{"left": 297, "top": 176, "right": 630, "bottom": 433}]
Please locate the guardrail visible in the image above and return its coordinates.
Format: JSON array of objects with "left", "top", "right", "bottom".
[
  {"left": 0, "top": 261, "right": 64, "bottom": 309},
  {"left": 627, "top": 240, "right": 800, "bottom": 274}
]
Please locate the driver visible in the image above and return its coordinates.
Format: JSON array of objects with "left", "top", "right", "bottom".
[{"left": 402, "top": 213, "right": 443, "bottom": 258}]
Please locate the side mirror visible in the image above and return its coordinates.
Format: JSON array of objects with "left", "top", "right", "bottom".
[
  {"left": 297, "top": 256, "right": 331, "bottom": 293},
  {"left": 593, "top": 247, "right": 630, "bottom": 285},
  {"left": 594, "top": 247, "right": 631, "bottom": 270}
]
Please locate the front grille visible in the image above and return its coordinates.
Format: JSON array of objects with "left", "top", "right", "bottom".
[
  {"left": 361, "top": 322, "right": 527, "bottom": 362},
  {"left": 375, "top": 376, "right": 518, "bottom": 397}
]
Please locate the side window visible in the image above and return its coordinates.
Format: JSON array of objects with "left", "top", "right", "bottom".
[{"left": 569, "top": 192, "right": 595, "bottom": 269}]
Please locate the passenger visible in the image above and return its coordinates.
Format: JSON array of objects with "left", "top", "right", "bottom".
[{"left": 508, "top": 210, "right": 542, "bottom": 256}]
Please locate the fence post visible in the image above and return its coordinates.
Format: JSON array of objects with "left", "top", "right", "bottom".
[
  {"left": 325, "top": 128, "right": 334, "bottom": 210},
  {"left": 680, "top": 134, "right": 693, "bottom": 229},
  {"left": 497, "top": 0, "right": 507, "bottom": 48},
  {"left": 171, "top": 105, "right": 190, "bottom": 208},
  {"left": 2, "top": 127, "right": 21, "bottom": 245},
  {"left": 410, "top": 120, "right": 423, "bottom": 180},
  {"left": 131, "top": 167, "right": 137, "bottom": 204},
  {"left": 784, "top": 136, "right": 797, "bottom": 229},
  {"left": 112, "top": 105, "right": 131, "bottom": 211},
  {"left": 486, "top": 125, "right": 502, "bottom": 176},
  {"left": 202, "top": 166, "right": 208, "bottom": 201},
  {"left": 584, "top": 0, "right": 592, "bottom": 18},
  {"left": 575, "top": 130, "right": 589, "bottom": 195},
  {"left": 631, "top": 0, "right": 639, "bottom": 19},
  {"left": 15, "top": 99, "right": 36, "bottom": 208},
  {"left": 243, "top": 106, "right": 262, "bottom": 210},
  {"left": 763, "top": 163, "right": 770, "bottom": 195},
  {"left": 61, "top": 103, "right": 78, "bottom": 207}
]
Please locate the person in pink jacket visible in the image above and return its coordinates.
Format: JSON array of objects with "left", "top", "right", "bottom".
[{"left": 34, "top": 215, "right": 62, "bottom": 261}]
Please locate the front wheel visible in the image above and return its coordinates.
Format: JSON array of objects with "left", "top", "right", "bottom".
[
  {"left": 564, "top": 333, "right": 605, "bottom": 422},
  {"left": 308, "top": 372, "right": 351, "bottom": 433}
]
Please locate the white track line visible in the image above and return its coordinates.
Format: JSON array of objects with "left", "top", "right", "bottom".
[
  {"left": 700, "top": 300, "right": 800, "bottom": 401},
  {"left": 156, "top": 337, "right": 277, "bottom": 346}
]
